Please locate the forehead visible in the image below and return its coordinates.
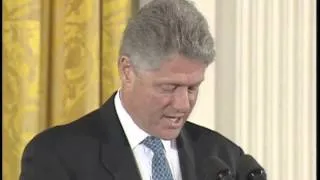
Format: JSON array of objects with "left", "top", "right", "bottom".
[{"left": 143, "top": 55, "right": 207, "bottom": 84}]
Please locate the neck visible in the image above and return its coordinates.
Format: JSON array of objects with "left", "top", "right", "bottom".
[{"left": 118, "top": 89, "right": 134, "bottom": 119}]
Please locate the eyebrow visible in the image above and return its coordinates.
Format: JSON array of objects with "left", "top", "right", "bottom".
[{"left": 159, "top": 79, "right": 204, "bottom": 87}]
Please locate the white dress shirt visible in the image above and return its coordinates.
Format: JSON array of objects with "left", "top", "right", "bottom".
[{"left": 114, "top": 91, "right": 182, "bottom": 180}]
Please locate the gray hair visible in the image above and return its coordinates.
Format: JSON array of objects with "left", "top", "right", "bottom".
[{"left": 119, "top": 0, "right": 215, "bottom": 70}]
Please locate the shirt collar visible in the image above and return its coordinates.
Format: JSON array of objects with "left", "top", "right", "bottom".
[{"left": 114, "top": 90, "right": 148, "bottom": 149}]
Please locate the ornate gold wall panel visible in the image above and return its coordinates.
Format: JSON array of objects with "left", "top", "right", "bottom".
[
  {"left": 101, "top": 0, "right": 131, "bottom": 102},
  {"left": 3, "top": 0, "right": 45, "bottom": 179},
  {"left": 3, "top": 0, "right": 132, "bottom": 179},
  {"left": 49, "top": 0, "right": 101, "bottom": 126}
]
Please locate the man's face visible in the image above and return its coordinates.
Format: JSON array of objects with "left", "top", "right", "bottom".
[{"left": 120, "top": 55, "right": 207, "bottom": 140}]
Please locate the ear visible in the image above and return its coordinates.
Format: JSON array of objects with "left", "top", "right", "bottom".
[{"left": 118, "top": 56, "right": 134, "bottom": 85}]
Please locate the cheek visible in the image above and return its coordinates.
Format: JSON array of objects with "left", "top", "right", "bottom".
[
  {"left": 144, "top": 94, "right": 172, "bottom": 117},
  {"left": 151, "top": 93, "right": 172, "bottom": 107},
  {"left": 189, "top": 93, "right": 198, "bottom": 108}
]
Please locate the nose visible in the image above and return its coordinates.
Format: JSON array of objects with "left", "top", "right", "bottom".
[{"left": 172, "top": 87, "right": 191, "bottom": 113}]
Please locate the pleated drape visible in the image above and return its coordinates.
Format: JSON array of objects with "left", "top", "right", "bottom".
[{"left": 3, "top": 0, "right": 132, "bottom": 179}]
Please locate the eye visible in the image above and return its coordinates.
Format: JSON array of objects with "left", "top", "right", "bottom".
[
  {"left": 160, "top": 84, "right": 176, "bottom": 92},
  {"left": 188, "top": 86, "right": 199, "bottom": 93}
]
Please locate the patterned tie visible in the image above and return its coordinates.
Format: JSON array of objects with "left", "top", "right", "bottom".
[{"left": 142, "top": 136, "right": 174, "bottom": 180}]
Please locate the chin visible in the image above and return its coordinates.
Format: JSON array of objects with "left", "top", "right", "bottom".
[{"left": 159, "top": 129, "right": 182, "bottom": 140}]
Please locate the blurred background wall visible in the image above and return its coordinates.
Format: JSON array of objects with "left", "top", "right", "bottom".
[
  {"left": 3, "top": 0, "right": 134, "bottom": 179},
  {"left": 3, "top": 0, "right": 316, "bottom": 180},
  {"left": 214, "top": 1, "right": 316, "bottom": 180}
]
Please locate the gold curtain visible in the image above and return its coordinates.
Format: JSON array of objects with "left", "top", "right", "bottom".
[{"left": 3, "top": 0, "right": 132, "bottom": 179}]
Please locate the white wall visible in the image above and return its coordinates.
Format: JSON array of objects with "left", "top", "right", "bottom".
[{"left": 215, "top": 0, "right": 316, "bottom": 179}]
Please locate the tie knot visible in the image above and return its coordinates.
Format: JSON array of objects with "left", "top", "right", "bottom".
[{"left": 142, "top": 136, "right": 164, "bottom": 154}]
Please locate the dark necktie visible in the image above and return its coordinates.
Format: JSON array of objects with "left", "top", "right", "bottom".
[{"left": 142, "top": 136, "right": 174, "bottom": 180}]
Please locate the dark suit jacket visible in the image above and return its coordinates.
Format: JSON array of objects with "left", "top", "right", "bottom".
[{"left": 20, "top": 93, "right": 244, "bottom": 180}]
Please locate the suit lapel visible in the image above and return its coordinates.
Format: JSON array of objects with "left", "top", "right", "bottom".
[
  {"left": 177, "top": 129, "right": 198, "bottom": 180},
  {"left": 94, "top": 93, "right": 142, "bottom": 180},
  {"left": 100, "top": 143, "right": 142, "bottom": 180}
]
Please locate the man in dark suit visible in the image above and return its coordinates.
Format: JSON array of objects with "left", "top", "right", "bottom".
[{"left": 20, "top": 0, "right": 245, "bottom": 179}]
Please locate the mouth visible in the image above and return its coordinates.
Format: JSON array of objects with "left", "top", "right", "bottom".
[{"left": 163, "top": 115, "right": 184, "bottom": 128}]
